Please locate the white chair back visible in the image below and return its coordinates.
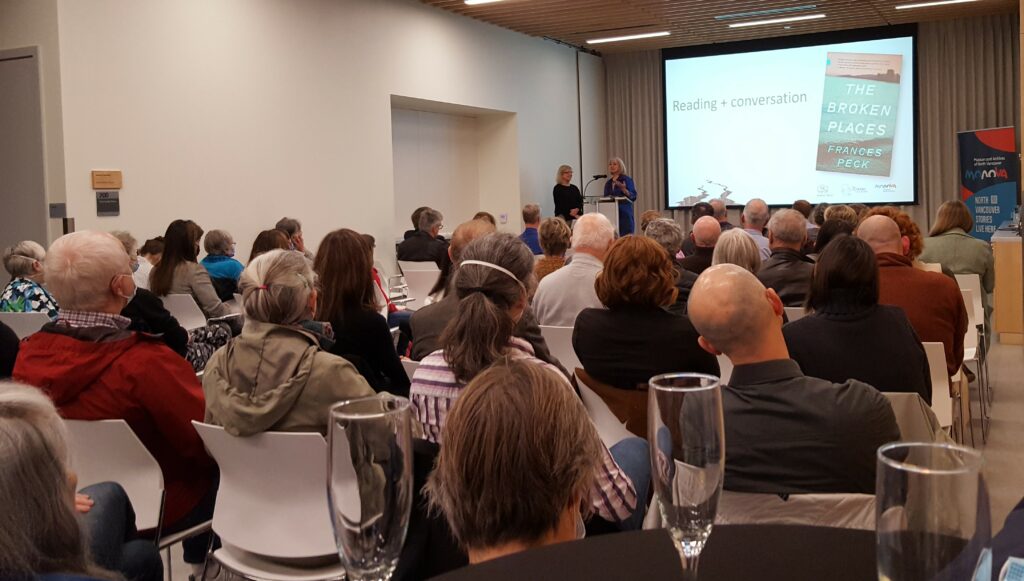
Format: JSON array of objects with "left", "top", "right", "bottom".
[
  {"left": 193, "top": 422, "right": 336, "bottom": 559},
  {"left": 955, "top": 274, "right": 985, "bottom": 326},
  {"left": 716, "top": 490, "right": 875, "bottom": 530},
  {"left": 0, "top": 311, "right": 52, "bottom": 339},
  {"left": 403, "top": 270, "right": 441, "bottom": 310},
  {"left": 960, "top": 289, "right": 978, "bottom": 353},
  {"left": 920, "top": 262, "right": 943, "bottom": 273},
  {"left": 538, "top": 325, "right": 581, "bottom": 374},
  {"left": 716, "top": 354, "right": 733, "bottom": 385},
  {"left": 783, "top": 307, "right": 806, "bottom": 323},
  {"left": 575, "top": 376, "right": 635, "bottom": 449},
  {"left": 397, "top": 260, "right": 440, "bottom": 273},
  {"left": 882, "top": 392, "right": 955, "bottom": 444},
  {"left": 160, "top": 294, "right": 207, "bottom": 331},
  {"left": 402, "top": 358, "right": 420, "bottom": 378},
  {"left": 65, "top": 419, "right": 165, "bottom": 532},
  {"left": 922, "top": 342, "right": 953, "bottom": 429}
]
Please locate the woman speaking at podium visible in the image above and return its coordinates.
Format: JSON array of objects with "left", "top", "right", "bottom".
[
  {"left": 552, "top": 164, "right": 584, "bottom": 225},
  {"left": 604, "top": 157, "right": 638, "bottom": 235}
]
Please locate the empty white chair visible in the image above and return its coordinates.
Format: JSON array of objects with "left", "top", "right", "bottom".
[
  {"left": 538, "top": 325, "right": 581, "bottom": 374},
  {"left": 716, "top": 354, "right": 733, "bottom": 384},
  {"left": 398, "top": 260, "right": 440, "bottom": 273},
  {"left": 402, "top": 269, "right": 441, "bottom": 310},
  {"left": 922, "top": 342, "right": 954, "bottom": 433},
  {"left": 192, "top": 422, "right": 345, "bottom": 580},
  {"left": 402, "top": 358, "right": 420, "bottom": 378},
  {"left": 783, "top": 307, "right": 806, "bottom": 323},
  {"left": 959, "top": 288, "right": 988, "bottom": 441},
  {"left": 160, "top": 294, "right": 208, "bottom": 331},
  {"left": 0, "top": 311, "right": 52, "bottom": 339},
  {"left": 920, "top": 262, "right": 943, "bottom": 273}
]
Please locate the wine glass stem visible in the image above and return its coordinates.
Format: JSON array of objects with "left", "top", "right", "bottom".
[{"left": 681, "top": 554, "right": 701, "bottom": 581}]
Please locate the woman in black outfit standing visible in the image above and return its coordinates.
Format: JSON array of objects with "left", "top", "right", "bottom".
[
  {"left": 314, "top": 228, "right": 410, "bottom": 396},
  {"left": 552, "top": 164, "right": 584, "bottom": 225}
]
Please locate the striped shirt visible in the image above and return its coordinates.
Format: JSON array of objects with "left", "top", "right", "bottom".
[{"left": 410, "top": 337, "right": 638, "bottom": 523}]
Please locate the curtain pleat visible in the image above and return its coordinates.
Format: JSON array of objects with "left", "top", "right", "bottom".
[{"left": 604, "top": 13, "right": 1019, "bottom": 231}]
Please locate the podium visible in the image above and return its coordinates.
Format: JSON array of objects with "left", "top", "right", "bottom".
[{"left": 583, "top": 196, "right": 630, "bottom": 236}]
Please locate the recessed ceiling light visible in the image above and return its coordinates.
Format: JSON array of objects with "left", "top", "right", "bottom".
[
  {"left": 586, "top": 31, "right": 670, "bottom": 44},
  {"left": 465, "top": 0, "right": 502, "bottom": 5},
  {"left": 728, "top": 13, "right": 826, "bottom": 28},
  {"left": 895, "top": 0, "right": 977, "bottom": 9}
]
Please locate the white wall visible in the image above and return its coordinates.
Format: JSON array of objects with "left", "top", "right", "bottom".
[
  {"left": 50, "top": 0, "right": 604, "bottom": 263},
  {"left": 0, "top": 0, "right": 66, "bottom": 242}
]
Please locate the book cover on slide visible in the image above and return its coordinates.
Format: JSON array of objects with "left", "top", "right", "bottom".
[{"left": 816, "top": 52, "right": 902, "bottom": 177}]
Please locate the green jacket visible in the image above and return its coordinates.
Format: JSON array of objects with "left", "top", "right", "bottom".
[
  {"left": 919, "top": 228, "right": 995, "bottom": 296},
  {"left": 203, "top": 319, "right": 373, "bottom": 436}
]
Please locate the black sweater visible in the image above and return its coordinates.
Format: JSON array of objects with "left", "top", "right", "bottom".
[
  {"left": 553, "top": 183, "right": 584, "bottom": 223},
  {"left": 783, "top": 300, "right": 931, "bottom": 404},
  {"left": 328, "top": 308, "right": 410, "bottom": 398},
  {"left": 0, "top": 322, "right": 18, "bottom": 378},
  {"left": 121, "top": 288, "right": 190, "bottom": 357}
]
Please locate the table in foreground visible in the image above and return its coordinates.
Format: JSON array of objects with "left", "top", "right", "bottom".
[{"left": 432, "top": 524, "right": 877, "bottom": 580}]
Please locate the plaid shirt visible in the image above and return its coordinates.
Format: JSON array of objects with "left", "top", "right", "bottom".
[
  {"left": 410, "top": 337, "right": 638, "bottom": 523},
  {"left": 56, "top": 309, "right": 132, "bottom": 330}
]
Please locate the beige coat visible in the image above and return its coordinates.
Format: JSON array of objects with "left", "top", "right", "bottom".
[{"left": 203, "top": 320, "right": 374, "bottom": 436}]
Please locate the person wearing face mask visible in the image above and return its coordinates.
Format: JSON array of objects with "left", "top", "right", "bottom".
[
  {"left": 12, "top": 230, "right": 218, "bottom": 577},
  {"left": 200, "top": 229, "right": 244, "bottom": 302},
  {"left": 202, "top": 249, "right": 374, "bottom": 436},
  {"left": 1, "top": 240, "right": 60, "bottom": 320},
  {"left": 409, "top": 233, "right": 638, "bottom": 529}
]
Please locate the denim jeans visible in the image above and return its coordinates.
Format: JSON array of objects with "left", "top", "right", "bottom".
[
  {"left": 608, "top": 436, "right": 651, "bottom": 531},
  {"left": 79, "top": 482, "right": 163, "bottom": 581},
  {"left": 388, "top": 309, "right": 414, "bottom": 356}
]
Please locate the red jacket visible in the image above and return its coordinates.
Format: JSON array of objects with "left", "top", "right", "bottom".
[
  {"left": 14, "top": 324, "right": 214, "bottom": 527},
  {"left": 876, "top": 253, "right": 968, "bottom": 377}
]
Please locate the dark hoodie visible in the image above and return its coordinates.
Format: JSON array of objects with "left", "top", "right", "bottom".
[{"left": 13, "top": 323, "right": 214, "bottom": 527}]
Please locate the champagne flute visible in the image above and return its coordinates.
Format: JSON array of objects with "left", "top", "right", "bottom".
[
  {"left": 328, "top": 395, "right": 414, "bottom": 581},
  {"left": 648, "top": 373, "right": 725, "bottom": 580},
  {"left": 876, "top": 442, "right": 990, "bottom": 581}
]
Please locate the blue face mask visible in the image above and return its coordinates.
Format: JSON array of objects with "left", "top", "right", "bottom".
[{"left": 131, "top": 260, "right": 140, "bottom": 273}]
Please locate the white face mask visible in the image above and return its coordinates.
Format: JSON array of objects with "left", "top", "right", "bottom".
[
  {"left": 575, "top": 510, "right": 586, "bottom": 540},
  {"left": 114, "top": 274, "right": 137, "bottom": 303}
]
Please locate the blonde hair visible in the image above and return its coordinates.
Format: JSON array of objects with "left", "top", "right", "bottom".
[
  {"left": 824, "top": 204, "right": 858, "bottom": 226},
  {"left": 609, "top": 157, "right": 628, "bottom": 175},
  {"left": 712, "top": 229, "right": 762, "bottom": 274},
  {"left": 426, "top": 360, "right": 599, "bottom": 552},
  {"left": 556, "top": 165, "right": 573, "bottom": 182},
  {"left": 3, "top": 240, "right": 46, "bottom": 278},
  {"left": 539, "top": 217, "right": 571, "bottom": 257},
  {"left": 240, "top": 249, "right": 315, "bottom": 325}
]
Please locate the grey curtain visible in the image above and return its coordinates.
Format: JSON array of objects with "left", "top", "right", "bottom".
[{"left": 604, "top": 13, "right": 1020, "bottom": 231}]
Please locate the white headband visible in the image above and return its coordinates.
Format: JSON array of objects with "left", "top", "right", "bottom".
[{"left": 460, "top": 260, "right": 525, "bottom": 290}]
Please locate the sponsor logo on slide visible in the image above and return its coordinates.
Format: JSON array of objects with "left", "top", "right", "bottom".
[
  {"left": 842, "top": 185, "right": 868, "bottom": 195},
  {"left": 817, "top": 185, "right": 829, "bottom": 194},
  {"left": 874, "top": 183, "right": 897, "bottom": 192},
  {"left": 816, "top": 52, "right": 903, "bottom": 177}
]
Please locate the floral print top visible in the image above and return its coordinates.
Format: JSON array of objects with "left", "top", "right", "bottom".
[{"left": 0, "top": 277, "right": 59, "bottom": 320}]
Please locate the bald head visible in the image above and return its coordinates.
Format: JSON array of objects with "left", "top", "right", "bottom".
[
  {"left": 742, "top": 198, "right": 770, "bottom": 230},
  {"left": 689, "top": 264, "right": 786, "bottom": 364},
  {"left": 709, "top": 199, "right": 729, "bottom": 221},
  {"left": 856, "top": 215, "right": 903, "bottom": 256},
  {"left": 692, "top": 216, "right": 721, "bottom": 248},
  {"left": 450, "top": 219, "right": 497, "bottom": 263}
]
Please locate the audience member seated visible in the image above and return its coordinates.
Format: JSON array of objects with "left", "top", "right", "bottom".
[
  {"left": 0, "top": 382, "right": 162, "bottom": 581},
  {"left": 150, "top": 219, "right": 232, "bottom": 319},
  {"left": 135, "top": 236, "right": 163, "bottom": 290},
  {"left": 680, "top": 202, "right": 715, "bottom": 255},
  {"left": 865, "top": 206, "right": 944, "bottom": 275},
  {"left": 363, "top": 234, "right": 413, "bottom": 356},
  {"left": 712, "top": 229, "right": 762, "bottom": 274},
  {"left": 204, "top": 249, "right": 374, "bottom": 435},
  {"left": 644, "top": 218, "right": 696, "bottom": 314},
  {"left": 112, "top": 231, "right": 230, "bottom": 372},
  {"left": 574, "top": 235, "right": 718, "bottom": 389},
  {"left": 473, "top": 211, "right": 497, "bottom": 226},
  {"left": 410, "top": 233, "right": 638, "bottom": 526},
  {"left": 410, "top": 220, "right": 564, "bottom": 376},
  {"left": 851, "top": 203, "right": 870, "bottom": 222},
  {"left": 519, "top": 204, "right": 543, "bottom": 255},
  {"left": 533, "top": 213, "right": 614, "bottom": 326},
  {"left": 783, "top": 235, "right": 931, "bottom": 403},
  {"left": 200, "top": 229, "right": 244, "bottom": 301},
  {"left": 679, "top": 216, "right": 719, "bottom": 275},
  {"left": 858, "top": 215, "right": 968, "bottom": 377},
  {"left": 740, "top": 198, "right": 771, "bottom": 260},
  {"left": 710, "top": 199, "right": 735, "bottom": 231},
  {"left": 248, "top": 228, "right": 291, "bottom": 263},
  {"left": 793, "top": 199, "right": 817, "bottom": 243},
  {"left": 404, "top": 206, "right": 432, "bottom": 240},
  {"left": 426, "top": 360, "right": 604, "bottom": 563},
  {"left": 638, "top": 210, "right": 663, "bottom": 235},
  {"left": 397, "top": 208, "right": 449, "bottom": 268},
  {"left": 810, "top": 218, "right": 855, "bottom": 259},
  {"left": 0, "top": 322, "right": 17, "bottom": 378},
  {"left": 534, "top": 217, "right": 571, "bottom": 282},
  {"left": 921, "top": 200, "right": 995, "bottom": 325},
  {"left": 688, "top": 264, "right": 900, "bottom": 494},
  {"left": 13, "top": 231, "right": 217, "bottom": 572},
  {"left": 1, "top": 240, "right": 59, "bottom": 320},
  {"left": 757, "top": 209, "right": 815, "bottom": 306},
  {"left": 275, "top": 216, "right": 315, "bottom": 261},
  {"left": 824, "top": 204, "right": 859, "bottom": 228},
  {"left": 314, "top": 229, "right": 410, "bottom": 396}
]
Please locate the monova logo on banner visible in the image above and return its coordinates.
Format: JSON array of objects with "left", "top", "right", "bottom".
[{"left": 964, "top": 168, "right": 1010, "bottom": 181}]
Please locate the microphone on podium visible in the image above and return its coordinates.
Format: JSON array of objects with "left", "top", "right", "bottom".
[{"left": 592, "top": 174, "right": 607, "bottom": 179}]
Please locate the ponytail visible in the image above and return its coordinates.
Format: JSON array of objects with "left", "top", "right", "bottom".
[{"left": 441, "top": 291, "right": 516, "bottom": 384}]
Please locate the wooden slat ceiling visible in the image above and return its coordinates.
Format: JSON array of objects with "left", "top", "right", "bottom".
[{"left": 421, "top": 0, "right": 1017, "bottom": 53}]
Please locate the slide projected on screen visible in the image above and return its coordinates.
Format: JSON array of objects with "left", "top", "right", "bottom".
[{"left": 664, "top": 33, "right": 915, "bottom": 208}]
